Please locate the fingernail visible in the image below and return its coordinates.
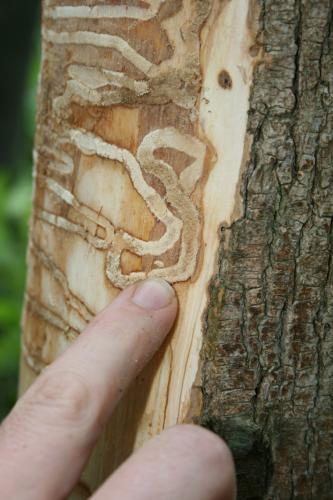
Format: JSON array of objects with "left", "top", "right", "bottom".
[{"left": 132, "top": 278, "right": 175, "bottom": 310}]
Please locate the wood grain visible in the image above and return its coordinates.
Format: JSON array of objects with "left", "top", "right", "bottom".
[{"left": 20, "top": 0, "right": 260, "bottom": 494}]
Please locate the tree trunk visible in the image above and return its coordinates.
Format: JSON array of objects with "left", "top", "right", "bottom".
[{"left": 20, "top": 0, "right": 333, "bottom": 498}]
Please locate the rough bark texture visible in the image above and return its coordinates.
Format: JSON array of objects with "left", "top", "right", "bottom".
[
  {"left": 20, "top": 0, "right": 333, "bottom": 499},
  {"left": 202, "top": 1, "right": 333, "bottom": 498}
]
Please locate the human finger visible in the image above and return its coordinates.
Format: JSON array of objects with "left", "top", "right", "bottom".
[
  {"left": 93, "top": 424, "right": 236, "bottom": 500},
  {"left": 0, "top": 278, "right": 177, "bottom": 500}
]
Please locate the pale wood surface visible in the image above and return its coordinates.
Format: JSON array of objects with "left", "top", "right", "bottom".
[{"left": 20, "top": 0, "right": 260, "bottom": 495}]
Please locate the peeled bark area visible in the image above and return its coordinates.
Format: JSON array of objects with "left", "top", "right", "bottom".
[{"left": 20, "top": 0, "right": 333, "bottom": 498}]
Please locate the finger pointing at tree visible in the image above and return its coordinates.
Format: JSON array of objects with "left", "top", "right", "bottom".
[{"left": 0, "top": 279, "right": 235, "bottom": 500}]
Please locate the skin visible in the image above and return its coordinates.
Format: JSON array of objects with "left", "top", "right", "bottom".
[{"left": 0, "top": 278, "right": 236, "bottom": 499}]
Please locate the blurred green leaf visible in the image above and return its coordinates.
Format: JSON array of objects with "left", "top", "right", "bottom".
[{"left": 0, "top": 38, "right": 39, "bottom": 418}]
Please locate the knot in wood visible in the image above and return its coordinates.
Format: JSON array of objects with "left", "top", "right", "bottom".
[{"left": 218, "top": 69, "right": 232, "bottom": 89}]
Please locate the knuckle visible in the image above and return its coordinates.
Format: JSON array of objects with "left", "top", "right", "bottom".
[{"left": 29, "top": 370, "right": 91, "bottom": 425}]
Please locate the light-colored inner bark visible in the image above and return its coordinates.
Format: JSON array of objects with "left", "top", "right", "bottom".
[{"left": 20, "top": 0, "right": 260, "bottom": 494}]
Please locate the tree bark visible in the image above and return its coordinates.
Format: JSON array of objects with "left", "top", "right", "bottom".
[{"left": 20, "top": 1, "right": 333, "bottom": 499}]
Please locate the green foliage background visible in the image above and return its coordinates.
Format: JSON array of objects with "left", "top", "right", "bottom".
[{"left": 0, "top": 46, "right": 40, "bottom": 419}]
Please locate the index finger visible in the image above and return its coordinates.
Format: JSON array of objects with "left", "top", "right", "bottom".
[{"left": 0, "top": 278, "right": 177, "bottom": 500}]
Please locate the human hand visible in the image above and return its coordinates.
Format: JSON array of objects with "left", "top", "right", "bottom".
[{"left": 0, "top": 279, "right": 236, "bottom": 499}]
